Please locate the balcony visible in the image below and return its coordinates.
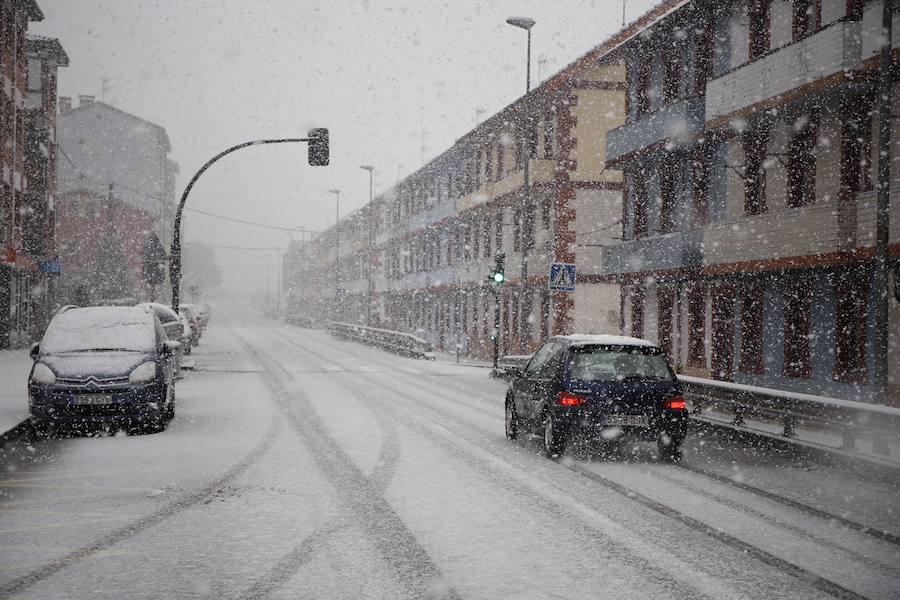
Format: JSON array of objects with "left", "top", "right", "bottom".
[
  {"left": 606, "top": 97, "right": 704, "bottom": 164},
  {"left": 603, "top": 230, "right": 703, "bottom": 275},
  {"left": 703, "top": 202, "right": 845, "bottom": 268},
  {"left": 705, "top": 20, "right": 864, "bottom": 124},
  {"left": 456, "top": 159, "right": 555, "bottom": 213}
]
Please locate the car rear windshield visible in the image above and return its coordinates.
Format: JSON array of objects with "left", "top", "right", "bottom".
[
  {"left": 41, "top": 309, "right": 155, "bottom": 354},
  {"left": 568, "top": 345, "right": 674, "bottom": 383}
]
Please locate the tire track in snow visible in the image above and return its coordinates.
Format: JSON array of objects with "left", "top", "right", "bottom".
[
  {"left": 230, "top": 327, "right": 403, "bottom": 600},
  {"left": 238, "top": 337, "right": 460, "bottom": 600},
  {"left": 0, "top": 413, "right": 281, "bottom": 598},
  {"left": 675, "top": 462, "right": 900, "bottom": 547},
  {"left": 266, "top": 325, "right": 738, "bottom": 600},
  {"left": 274, "top": 323, "right": 882, "bottom": 600}
]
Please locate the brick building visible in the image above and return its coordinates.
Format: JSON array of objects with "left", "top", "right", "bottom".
[
  {"left": 22, "top": 33, "right": 67, "bottom": 337},
  {"left": 286, "top": 10, "right": 686, "bottom": 359},
  {"left": 605, "top": 0, "right": 900, "bottom": 403},
  {"left": 0, "top": 0, "right": 44, "bottom": 347}
]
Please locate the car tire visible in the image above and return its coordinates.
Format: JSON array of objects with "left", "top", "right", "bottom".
[
  {"left": 183, "top": 345, "right": 191, "bottom": 356},
  {"left": 31, "top": 418, "right": 51, "bottom": 440},
  {"left": 164, "top": 384, "right": 175, "bottom": 420},
  {"left": 657, "top": 437, "right": 682, "bottom": 463},
  {"left": 504, "top": 398, "right": 519, "bottom": 441},
  {"left": 542, "top": 411, "right": 566, "bottom": 458}
]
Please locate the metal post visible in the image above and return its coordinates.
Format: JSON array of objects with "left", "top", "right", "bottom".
[
  {"left": 169, "top": 137, "right": 309, "bottom": 313},
  {"left": 493, "top": 288, "right": 500, "bottom": 368},
  {"left": 873, "top": 0, "right": 893, "bottom": 405},
  {"left": 519, "top": 26, "right": 532, "bottom": 354}
]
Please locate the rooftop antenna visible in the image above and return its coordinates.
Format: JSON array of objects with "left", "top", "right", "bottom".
[
  {"left": 101, "top": 77, "right": 112, "bottom": 102},
  {"left": 622, "top": 0, "right": 626, "bottom": 26}
]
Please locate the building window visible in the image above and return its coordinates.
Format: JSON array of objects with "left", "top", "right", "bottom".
[
  {"left": 783, "top": 278, "right": 811, "bottom": 379},
  {"left": 474, "top": 149, "right": 482, "bottom": 188},
  {"left": 659, "top": 155, "right": 678, "bottom": 234},
  {"left": 541, "top": 196, "right": 551, "bottom": 230},
  {"left": 711, "top": 285, "right": 736, "bottom": 381},
  {"left": 739, "top": 283, "right": 765, "bottom": 374},
  {"left": 657, "top": 287, "right": 675, "bottom": 364},
  {"left": 793, "top": 0, "right": 817, "bottom": 40},
  {"left": 483, "top": 216, "right": 492, "bottom": 258},
  {"left": 472, "top": 216, "right": 480, "bottom": 258},
  {"left": 748, "top": 0, "right": 771, "bottom": 60},
  {"left": 485, "top": 143, "right": 493, "bottom": 182},
  {"left": 861, "top": 110, "right": 875, "bottom": 192},
  {"left": 786, "top": 113, "right": 818, "bottom": 208},
  {"left": 514, "top": 126, "right": 524, "bottom": 170},
  {"left": 513, "top": 208, "right": 521, "bottom": 252},
  {"left": 662, "top": 46, "right": 680, "bottom": 103},
  {"left": 630, "top": 286, "right": 645, "bottom": 339},
  {"left": 687, "top": 285, "right": 706, "bottom": 368},
  {"left": 637, "top": 60, "right": 652, "bottom": 119},
  {"left": 743, "top": 123, "right": 769, "bottom": 215},
  {"left": 496, "top": 141, "right": 505, "bottom": 181},
  {"left": 694, "top": 20, "right": 713, "bottom": 96},
  {"left": 542, "top": 114, "right": 554, "bottom": 159},
  {"left": 833, "top": 269, "right": 868, "bottom": 384},
  {"left": 495, "top": 213, "right": 503, "bottom": 250},
  {"left": 633, "top": 170, "right": 649, "bottom": 238},
  {"left": 691, "top": 144, "right": 710, "bottom": 227}
]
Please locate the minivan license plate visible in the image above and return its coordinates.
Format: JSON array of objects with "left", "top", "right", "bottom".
[
  {"left": 606, "top": 414, "right": 648, "bottom": 427},
  {"left": 75, "top": 394, "right": 113, "bottom": 405}
]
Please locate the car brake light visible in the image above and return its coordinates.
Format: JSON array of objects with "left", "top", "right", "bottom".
[
  {"left": 558, "top": 392, "right": 585, "bottom": 406},
  {"left": 663, "top": 396, "right": 686, "bottom": 410}
]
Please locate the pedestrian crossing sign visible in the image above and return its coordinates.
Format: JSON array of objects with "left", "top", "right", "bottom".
[{"left": 549, "top": 263, "right": 576, "bottom": 292}]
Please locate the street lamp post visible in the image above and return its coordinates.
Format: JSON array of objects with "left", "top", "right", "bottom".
[
  {"left": 360, "top": 165, "right": 375, "bottom": 326},
  {"left": 506, "top": 16, "right": 535, "bottom": 354},
  {"left": 168, "top": 129, "right": 328, "bottom": 313},
  {"left": 328, "top": 189, "right": 341, "bottom": 320}
]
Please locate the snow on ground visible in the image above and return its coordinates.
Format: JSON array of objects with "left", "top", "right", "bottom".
[{"left": 1, "top": 312, "right": 898, "bottom": 600}]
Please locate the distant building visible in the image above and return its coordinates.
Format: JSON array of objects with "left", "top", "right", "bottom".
[
  {"left": 604, "top": 0, "right": 900, "bottom": 404},
  {"left": 56, "top": 97, "right": 178, "bottom": 305},
  {"left": 0, "top": 0, "right": 45, "bottom": 348}
]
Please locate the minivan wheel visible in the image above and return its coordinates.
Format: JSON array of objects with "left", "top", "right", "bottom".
[
  {"left": 164, "top": 384, "right": 175, "bottom": 420},
  {"left": 504, "top": 399, "right": 519, "bottom": 441},
  {"left": 542, "top": 412, "right": 566, "bottom": 458}
]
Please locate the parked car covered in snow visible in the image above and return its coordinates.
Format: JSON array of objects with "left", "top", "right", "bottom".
[
  {"left": 136, "top": 302, "right": 186, "bottom": 375},
  {"left": 28, "top": 306, "right": 179, "bottom": 435}
]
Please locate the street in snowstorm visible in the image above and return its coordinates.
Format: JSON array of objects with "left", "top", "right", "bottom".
[{"left": 1, "top": 308, "right": 898, "bottom": 600}]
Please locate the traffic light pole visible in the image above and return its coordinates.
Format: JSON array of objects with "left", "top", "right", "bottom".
[
  {"left": 170, "top": 133, "right": 327, "bottom": 313},
  {"left": 492, "top": 287, "right": 501, "bottom": 369}
]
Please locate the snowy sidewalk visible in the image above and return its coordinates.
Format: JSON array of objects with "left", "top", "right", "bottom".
[{"left": 0, "top": 349, "right": 34, "bottom": 436}]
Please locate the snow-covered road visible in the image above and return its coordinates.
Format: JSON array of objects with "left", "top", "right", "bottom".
[{"left": 1, "top": 313, "right": 898, "bottom": 599}]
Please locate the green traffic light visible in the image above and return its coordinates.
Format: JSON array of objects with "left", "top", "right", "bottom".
[{"left": 493, "top": 272, "right": 505, "bottom": 283}]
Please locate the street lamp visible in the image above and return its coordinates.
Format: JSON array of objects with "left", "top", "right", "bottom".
[
  {"left": 360, "top": 165, "right": 375, "bottom": 326},
  {"left": 328, "top": 189, "right": 341, "bottom": 318},
  {"left": 506, "top": 15, "right": 535, "bottom": 353}
]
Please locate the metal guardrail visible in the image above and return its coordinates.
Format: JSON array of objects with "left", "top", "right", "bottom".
[
  {"left": 285, "top": 314, "right": 319, "bottom": 328},
  {"left": 679, "top": 375, "right": 900, "bottom": 459},
  {"left": 327, "top": 322, "right": 435, "bottom": 360},
  {"left": 491, "top": 354, "right": 900, "bottom": 462}
]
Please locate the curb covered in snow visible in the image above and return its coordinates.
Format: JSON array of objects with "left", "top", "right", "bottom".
[{"left": 0, "top": 418, "right": 34, "bottom": 448}]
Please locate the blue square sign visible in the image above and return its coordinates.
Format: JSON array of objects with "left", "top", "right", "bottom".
[{"left": 549, "top": 263, "right": 576, "bottom": 292}]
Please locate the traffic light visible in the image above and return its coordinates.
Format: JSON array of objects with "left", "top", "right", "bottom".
[
  {"left": 307, "top": 128, "right": 329, "bottom": 166},
  {"left": 490, "top": 252, "right": 505, "bottom": 285}
]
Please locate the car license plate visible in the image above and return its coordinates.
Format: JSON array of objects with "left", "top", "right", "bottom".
[
  {"left": 605, "top": 414, "right": 648, "bottom": 427},
  {"left": 75, "top": 394, "right": 113, "bottom": 405}
]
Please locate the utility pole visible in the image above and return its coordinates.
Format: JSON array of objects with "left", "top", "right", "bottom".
[{"left": 873, "top": 0, "right": 893, "bottom": 408}]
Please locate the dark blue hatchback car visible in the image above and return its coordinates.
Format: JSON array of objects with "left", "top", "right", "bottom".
[
  {"left": 28, "top": 306, "right": 178, "bottom": 435},
  {"left": 504, "top": 335, "right": 688, "bottom": 460}
]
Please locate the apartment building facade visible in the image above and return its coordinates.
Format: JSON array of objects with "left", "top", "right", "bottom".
[
  {"left": 286, "top": 20, "right": 655, "bottom": 358},
  {"left": 605, "top": 0, "right": 900, "bottom": 403},
  {"left": 0, "top": 0, "right": 45, "bottom": 348}
]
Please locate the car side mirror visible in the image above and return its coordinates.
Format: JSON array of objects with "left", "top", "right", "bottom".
[
  {"left": 162, "top": 340, "right": 181, "bottom": 354},
  {"left": 29, "top": 342, "right": 40, "bottom": 360},
  {"left": 507, "top": 366, "right": 524, "bottom": 379}
]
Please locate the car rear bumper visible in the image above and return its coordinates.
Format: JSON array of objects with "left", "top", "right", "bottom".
[{"left": 556, "top": 409, "right": 689, "bottom": 442}]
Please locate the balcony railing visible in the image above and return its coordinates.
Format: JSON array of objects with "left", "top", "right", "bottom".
[
  {"left": 606, "top": 97, "right": 704, "bottom": 163},
  {"left": 602, "top": 230, "right": 703, "bottom": 275}
]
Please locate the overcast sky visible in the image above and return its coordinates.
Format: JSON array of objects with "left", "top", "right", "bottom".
[{"left": 32, "top": 0, "right": 657, "bottom": 295}]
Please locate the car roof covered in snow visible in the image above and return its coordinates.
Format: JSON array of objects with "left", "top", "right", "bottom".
[
  {"left": 41, "top": 306, "right": 157, "bottom": 354},
  {"left": 136, "top": 302, "right": 179, "bottom": 320},
  {"left": 552, "top": 334, "right": 657, "bottom": 348}
]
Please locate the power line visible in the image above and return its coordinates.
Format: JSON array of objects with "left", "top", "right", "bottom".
[{"left": 184, "top": 207, "right": 318, "bottom": 233}]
